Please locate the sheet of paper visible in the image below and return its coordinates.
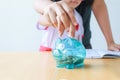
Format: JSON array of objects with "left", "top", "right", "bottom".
[
  {"left": 86, "top": 49, "right": 102, "bottom": 58},
  {"left": 86, "top": 49, "right": 120, "bottom": 59}
]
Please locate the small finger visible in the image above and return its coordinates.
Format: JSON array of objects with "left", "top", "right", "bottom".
[
  {"left": 115, "top": 44, "right": 120, "bottom": 49},
  {"left": 114, "top": 45, "right": 120, "bottom": 51},
  {"left": 57, "top": 16, "right": 65, "bottom": 37},
  {"left": 69, "top": 23, "right": 75, "bottom": 38},
  {"left": 48, "top": 9, "right": 57, "bottom": 28},
  {"left": 109, "top": 46, "right": 119, "bottom": 51}
]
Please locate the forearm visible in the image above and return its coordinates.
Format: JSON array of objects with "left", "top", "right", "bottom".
[
  {"left": 92, "top": 0, "right": 114, "bottom": 46},
  {"left": 34, "top": 0, "right": 53, "bottom": 14}
]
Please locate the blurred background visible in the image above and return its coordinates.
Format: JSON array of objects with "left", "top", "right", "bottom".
[{"left": 0, "top": 0, "right": 120, "bottom": 51}]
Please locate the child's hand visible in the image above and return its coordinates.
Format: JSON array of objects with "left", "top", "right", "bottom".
[
  {"left": 42, "top": 1, "right": 77, "bottom": 37},
  {"left": 56, "top": 16, "right": 75, "bottom": 37},
  {"left": 38, "top": 12, "right": 76, "bottom": 38},
  {"left": 108, "top": 43, "right": 120, "bottom": 51}
]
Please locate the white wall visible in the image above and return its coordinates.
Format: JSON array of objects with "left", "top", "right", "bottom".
[
  {"left": 0, "top": 0, "right": 41, "bottom": 51},
  {"left": 0, "top": 0, "right": 120, "bottom": 51}
]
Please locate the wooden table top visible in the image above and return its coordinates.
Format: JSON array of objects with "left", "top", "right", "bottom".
[{"left": 0, "top": 52, "right": 120, "bottom": 80}]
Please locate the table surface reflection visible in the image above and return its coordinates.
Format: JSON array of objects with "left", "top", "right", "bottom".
[{"left": 0, "top": 52, "right": 120, "bottom": 80}]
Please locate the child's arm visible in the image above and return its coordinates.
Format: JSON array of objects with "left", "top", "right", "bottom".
[
  {"left": 34, "top": 0, "right": 53, "bottom": 14},
  {"left": 34, "top": 0, "right": 77, "bottom": 37},
  {"left": 38, "top": 13, "right": 52, "bottom": 26}
]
